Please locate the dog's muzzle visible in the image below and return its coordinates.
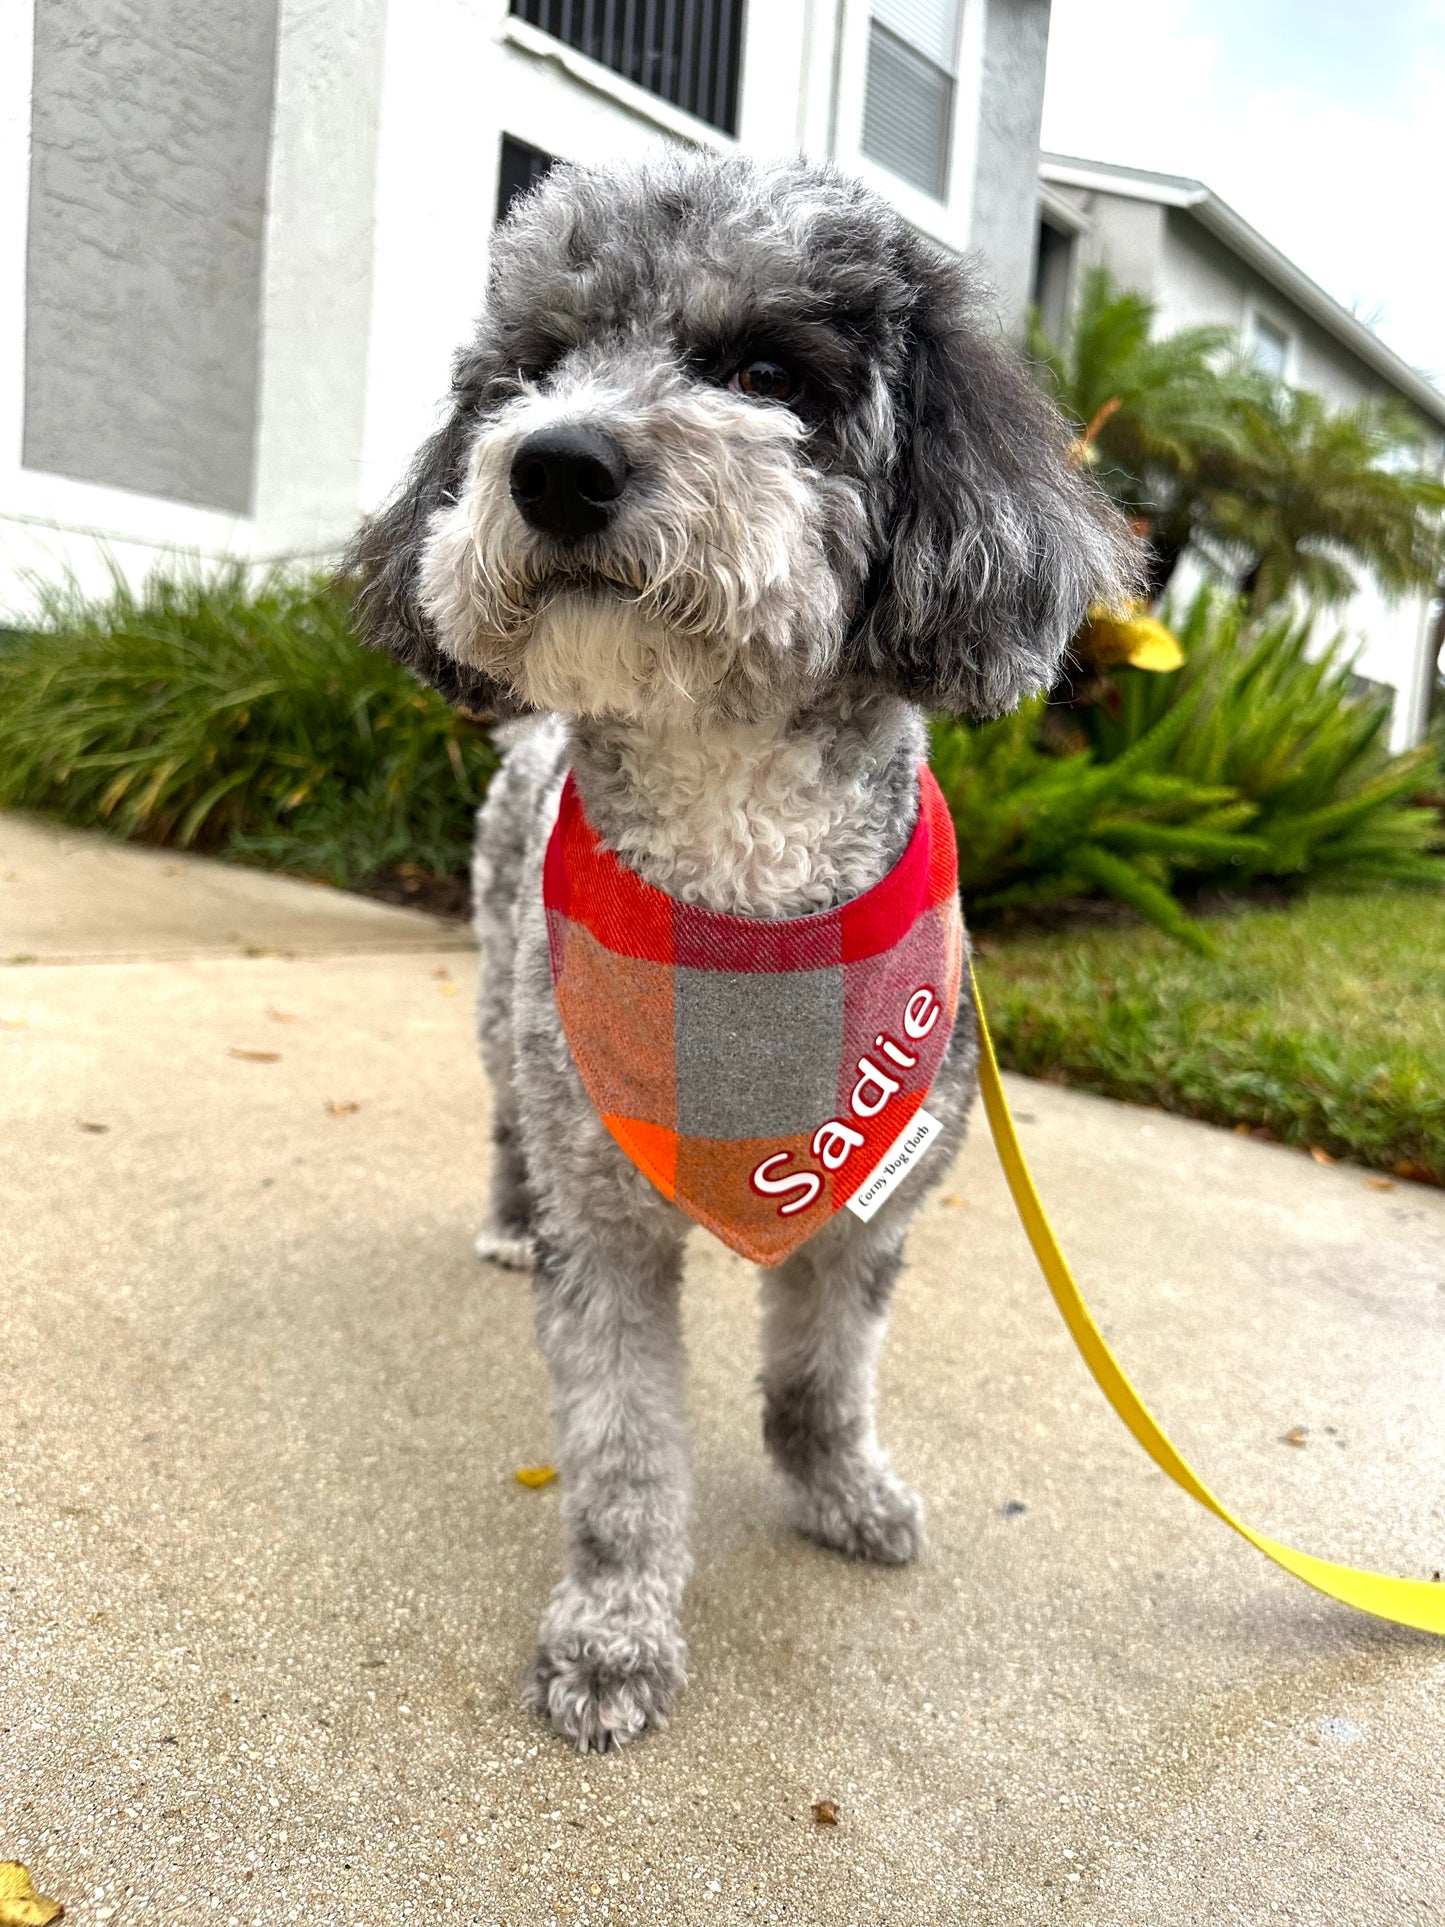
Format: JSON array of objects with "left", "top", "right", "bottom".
[{"left": 509, "top": 426, "right": 630, "bottom": 540}]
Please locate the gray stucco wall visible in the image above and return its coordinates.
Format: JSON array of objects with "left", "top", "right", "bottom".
[
  {"left": 1064, "top": 186, "right": 1167, "bottom": 303},
  {"left": 24, "top": 0, "right": 280, "bottom": 514},
  {"left": 969, "top": 0, "right": 1052, "bottom": 325}
]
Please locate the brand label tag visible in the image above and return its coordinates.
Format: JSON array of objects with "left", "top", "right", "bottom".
[{"left": 845, "top": 1108, "right": 943, "bottom": 1222}]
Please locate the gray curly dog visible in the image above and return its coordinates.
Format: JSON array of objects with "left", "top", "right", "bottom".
[{"left": 346, "top": 151, "right": 1137, "bottom": 1752}]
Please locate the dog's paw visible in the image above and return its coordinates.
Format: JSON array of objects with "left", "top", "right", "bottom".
[
  {"left": 523, "top": 1606, "right": 687, "bottom": 1753},
  {"left": 474, "top": 1226, "right": 534, "bottom": 1270},
  {"left": 794, "top": 1464, "right": 925, "bottom": 1566}
]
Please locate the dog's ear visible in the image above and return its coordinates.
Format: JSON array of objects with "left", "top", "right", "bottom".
[
  {"left": 339, "top": 374, "right": 517, "bottom": 716},
  {"left": 851, "top": 245, "right": 1141, "bottom": 719}
]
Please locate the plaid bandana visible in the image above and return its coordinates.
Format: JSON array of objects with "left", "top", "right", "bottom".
[{"left": 543, "top": 765, "right": 964, "bottom": 1265}]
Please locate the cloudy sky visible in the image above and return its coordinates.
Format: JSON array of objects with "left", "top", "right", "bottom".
[{"left": 1040, "top": 0, "right": 1444, "bottom": 383}]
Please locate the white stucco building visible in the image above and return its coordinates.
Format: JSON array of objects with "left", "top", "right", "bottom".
[
  {"left": 1033, "top": 154, "right": 1445, "bottom": 749},
  {"left": 0, "top": 0, "right": 1052, "bottom": 622}
]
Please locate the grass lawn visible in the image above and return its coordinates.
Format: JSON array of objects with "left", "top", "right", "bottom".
[{"left": 973, "top": 887, "right": 1445, "bottom": 1186}]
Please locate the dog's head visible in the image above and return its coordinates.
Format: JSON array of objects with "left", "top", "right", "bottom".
[{"left": 346, "top": 153, "right": 1139, "bottom": 724}]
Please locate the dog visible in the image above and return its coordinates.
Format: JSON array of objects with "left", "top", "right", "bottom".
[{"left": 346, "top": 151, "right": 1137, "bottom": 1752}]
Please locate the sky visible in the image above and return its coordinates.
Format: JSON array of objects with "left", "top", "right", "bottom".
[{"left": 1040, "top": 0, "right": 1445, "bottom": 385}]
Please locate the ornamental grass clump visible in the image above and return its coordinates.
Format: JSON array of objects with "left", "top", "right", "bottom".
[
  {"left": 932, "top": 587, "right": 1442, "bottom": 945},
  {"left": 0, "top": 567, "right": 497, "bottom": 887}
]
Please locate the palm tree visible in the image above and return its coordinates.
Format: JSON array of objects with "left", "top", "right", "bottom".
[
  {"left": 1031, "top": 267, "right": 1445, "bottom": 614},
  {"left": 1206, "top": 389, "right": 1445, "bottom": 613},
  {"left": 1028, "top": 267, "right": 1261, "bottom": 595}
]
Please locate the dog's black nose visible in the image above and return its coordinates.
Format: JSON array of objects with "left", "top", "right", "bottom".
[{"left": 509, "top": 426, "right": 629, "bottom": 539}]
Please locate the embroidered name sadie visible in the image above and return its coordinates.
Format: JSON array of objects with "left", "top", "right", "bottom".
[{"left": 749, "top": 984, "right": 942, "bottom": 1218}]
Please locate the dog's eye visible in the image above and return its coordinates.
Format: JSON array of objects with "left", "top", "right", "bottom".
[{"left": 730, "top": 359, "right": 797, "bottom": 404}]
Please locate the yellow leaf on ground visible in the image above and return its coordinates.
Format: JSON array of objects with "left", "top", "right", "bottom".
[
  {"left": 229, "top": 1048, "right": 280, "bottom": 1063},
  {"left": 1308, "top": 1146, "right": 1337, "bottom": 1166},
  {"left": 1281, "top": 1426, "right": 1308, "bottom": 1447},
  {"left": 1363, "top": 1176, "right": 1396, "bottom": 1192},
  {"left": 514, "top": 1465, "right": 557, "bottom": 1488},
  {"left": 325, "top": 1099, "right": 361, "bottom": 1116},
  {"left": 0, "top": 1861, "right": 65, "bottom": 1925}
]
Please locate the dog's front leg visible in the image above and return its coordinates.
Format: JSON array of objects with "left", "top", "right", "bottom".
[
  {"left": 523, "top": 1217, "right": 691, "bottom": 1752},
  {"left": 759, "top": 1216, "right": 925, "bottom": 1564}
]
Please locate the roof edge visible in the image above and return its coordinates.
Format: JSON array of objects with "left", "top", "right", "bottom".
[{"left": 1039, "top": 154, "right": 1445, "bottom": 432}]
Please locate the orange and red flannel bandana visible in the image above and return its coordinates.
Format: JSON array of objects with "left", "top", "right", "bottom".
[{"left": 543, "top": 766, "right": 964, "bottom": 1265}]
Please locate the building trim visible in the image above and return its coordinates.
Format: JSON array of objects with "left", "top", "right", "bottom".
[
  {"left": 1037, "top": 180, "right": 1087, "bottom": 235},
  {"left": 500, "top": 17, "right": 737, "bottom": 152},
  {"left": 1041, "top": 153, "right": 1445, "bottom": 430}
]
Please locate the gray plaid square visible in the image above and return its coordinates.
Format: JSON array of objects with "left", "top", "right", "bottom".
[{"left": 673, "top": 964, "right": 844, "bottom": 1139}]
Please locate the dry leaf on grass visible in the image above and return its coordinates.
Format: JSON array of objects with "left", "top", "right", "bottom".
[
  {"left": 1281, "top": 1426, "right": 1308, "bottom": 1447},
  {"left": 1363, "top": 1176, "right": 1396, "bottom": 1192},
  {"left": 325, "top": 1099, "right": 361, "bottom": 1117},
  {"left": 811, "top": 1800, "right": 839, "bottom": 1826},
  {"left": 229, "top": 1048, "right": 280, "bottom": 1063},
  {"left": 1308, "top": 1147, "right": 1337, "bottom": 1167},
  {"left": 0, "top": 1862, "right": 65, "bottom": 1925},
  {"left": 514, "top": 1465, "right": 557, "bottom": 1489}
]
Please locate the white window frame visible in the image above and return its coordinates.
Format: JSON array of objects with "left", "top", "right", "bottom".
[{"left": 829, "top": 0, "right": 981, "bottom": 252}]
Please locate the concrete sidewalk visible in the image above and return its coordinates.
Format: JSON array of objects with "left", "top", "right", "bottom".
[{"left": 3, "top": 820, "right": 1444, "bottom": 1926}]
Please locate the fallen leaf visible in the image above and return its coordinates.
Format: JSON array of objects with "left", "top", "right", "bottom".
[
  {"left": 441, "top": 984, "right": 459, "bottom": 997},
  {"left": 433, "top": 967, "right": 451, "bottom": 981},
  {"left": 0, "top": 1018, "right": 27, "bottom": 1031},
  {"left": 1308, "top": 1147, "right": 1336, "bottom": 1167},
  {"left": 1363, "top": 1176, "right": 1395, "bottom": 1192},
  {"left": 1393, "top": 1160, "right": 1433, "bottom": 1183},
  {"left": 811, "top": 1800, "right": 839, "bottom": 1826},
  {"left": 0, "top": 1861, "right": 65, "bottom": 1925},
  {"left": 942, "top": 1194, "right": 966, "bottom": 1208},
  {"left": 267, "top": 1008, "right": 298, "bottom": 1024},
  {"left": 77, "top": 1121, "right": 109, "bottom": 1134},
  {"left": 229, "top": 1048, "right": 280, "bottom": 1063},
  {"left": 1282, "top": 1426, "right": 1308, "bottom": 1447},
  {"left": 325, "top": 1099, "right": 361, "bottom": 1117},
  {"left": 514, "top": 1465, "right": 557, "bottom": 1489}
]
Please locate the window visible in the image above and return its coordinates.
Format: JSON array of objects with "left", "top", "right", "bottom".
[
  {"left": 861, "top": 0, "right": 962, "bottom": 201},
  {"left": 1248, "top": 312, "right": 1290, "bottom": 380},
  {"left": 497, "top": 134, "right": 556, "bottom": 224},
  {"left": 1031, "top": 219, "right": 1075, "bottom": 346},
  {"left": 510, "top": 0, "right": 745, "bottom": 135}
]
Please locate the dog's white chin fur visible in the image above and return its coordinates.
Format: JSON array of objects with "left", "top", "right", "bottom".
[{"left": 516, "top": 591, "right": 732, "bottom": 722}]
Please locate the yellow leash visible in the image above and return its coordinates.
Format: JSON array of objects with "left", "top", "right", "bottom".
[{"left": 970, "top": 971, "right": 1445, "bottom": 1635}]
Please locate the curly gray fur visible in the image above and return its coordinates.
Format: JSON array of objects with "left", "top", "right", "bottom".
[{"left": 345, "top": 152, "right": 1140, "bottom": 1752}]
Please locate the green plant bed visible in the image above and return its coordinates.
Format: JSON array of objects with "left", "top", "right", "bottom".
[
  {"left": 0, "top": 569, "right": 496, "bottom": 891},
  {"left": 973, "top": 887, "right": 1445, "bottom": 1184}
]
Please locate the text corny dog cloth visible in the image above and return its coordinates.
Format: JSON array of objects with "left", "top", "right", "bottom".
[{"left": 544, "top": 766, "right": 964, "bottom": 1265}]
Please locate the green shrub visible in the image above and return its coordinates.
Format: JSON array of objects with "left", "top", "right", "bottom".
[
  {"left": 930, "top": 697, "right": 1260, "bottom": 953},
  {"left": 0, "top": 567, "right": 496, "bottom": 887},
  {"left": 931, "top": 587, "right": 1441, "bottom": 945},
  {"left": 1086, "top": 589, "right": 1442, "bottom": 887}
]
